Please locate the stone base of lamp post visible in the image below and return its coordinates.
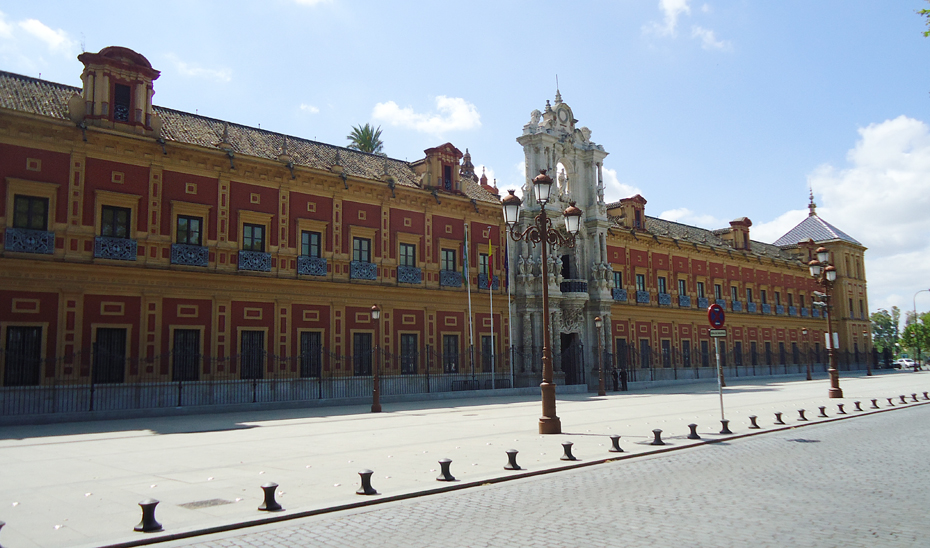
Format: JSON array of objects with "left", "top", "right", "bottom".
[{"left": 539, "top": 381, "right": 561, "bottom": 434}]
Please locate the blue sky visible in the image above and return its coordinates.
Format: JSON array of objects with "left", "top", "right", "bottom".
[{"left": 1, "top": 1, "right": 928, "bottom": 318}]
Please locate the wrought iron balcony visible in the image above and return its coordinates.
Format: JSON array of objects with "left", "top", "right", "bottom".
[
  {"left": 297, "top": 255, "right": 327, "bottom": 276},
  {"left": 732, "top": 301, "right": 742, "bottom": 312},
  {"left": 788, "top": 306, "right": 797, "bottom": 317},
  {"left": 4, "top": 227, "right": 54, "bottom": 254},
  {"left": 398, "top": 265, "right": 422, "bottom": 284},
  {"left": 238, "top": 250, "right": 271, "bottom": 272},
  {"left": 170, "top": 243, "right": 208, "bottom": 267},
  {"left": 440, "top": 270, "right": 462, "bottom": 287},
  {"left": 678, "top": 295, "right": 691, "bottom": 308},
  {"left": 94, "top": 236, "right": 137, "bottom": 261},
  {"left": 776, "top": 305, "right": 785, "bottom": 315},
  {"left": 812, "top": 308, "right": 822, "bottom": 318},
  {"left": 477, "top": 273, "right": 500, "bottom": 290},
  {"left": 801, "top": 307, "right": 809, "bottom": 317},
  {"left": 658, "top": 293, "right": 672, "bottom": 306},
  {"left": 715, "top": 299, "right": 726, "bottom": 308},
  {"left": 762, "top": 303, "right": 771, "bottom": 314},
  {"left": 698, "top": 297, "right": 709, "bottom": 309},
  {"left": 636, "top": 290, "right": 650, "bottom": 304},
  {"left": 560, "top": 279, "right": 587, "bottom": 293},
  {"left": 350, "top": 260, "right": 377, "bottom": 280},
  {"left": 747, "top": 302, "right": 757, "bottom": 313},
  {"left": 612, "top": 288, "right": 627, "bottom": 302}
]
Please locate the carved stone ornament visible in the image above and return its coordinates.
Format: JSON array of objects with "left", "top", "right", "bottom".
[{"left": 560, "top": 306, "right": 583, "bottom": 334}]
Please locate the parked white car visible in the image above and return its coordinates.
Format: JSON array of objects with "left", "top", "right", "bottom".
[{"left": 893, "top": 358, "right": 917, "bottom": 369}]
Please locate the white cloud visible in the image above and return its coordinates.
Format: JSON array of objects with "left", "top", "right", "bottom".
[
  {"left": 372, "top": 96, "right": 481, "bottom": 135},
  {"left": 701, "top": 3, "right": 711, "bottom": 13},
  {"left": 18, "top": 19, "right": 75, "bottom": 54},
  {"left": 299, "top": 103, "right": 320, "bottom": 114},
  {"left": 751, "top": 208, "right": 807, "bottom": 244},
  {"left": 0, "top": 12, "right": 14, "bottom": 39},
  {"left": 658, "top": 207, "right": 727, "bottom": 229},
  {"left": 602, "top": 167, "right": 643, "bottom": 203},
  {"left": 166, "top": 54, "right": 232, "bottom": 82},
  {"left": 474, "top": 164, "right": 496, "bottom": 185},
  {"left": 644, "top": 0, "right": 691, "bottom": 36},
  {"left": 692, "top": 25, "right": 731, "bottom": 51}
]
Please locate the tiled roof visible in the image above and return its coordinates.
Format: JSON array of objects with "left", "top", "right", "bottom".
[
  {"left": 772, "top": 213, "right": 861, "bottom": 247},
  {"left": 0, "top": 70, "right": 499, "bottom": 203}
]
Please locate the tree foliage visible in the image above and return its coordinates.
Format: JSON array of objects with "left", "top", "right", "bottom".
[
  {"left": 921, "top": 1, "right": 930, "bottom": 37},
  {"left": 870, "top": 307, "right": 900, "bottom": 353},
  {"left": 901, "top": 312, "right": 930, "bottom": 361},
  {"left": 346, "top": 123, "right": 385, "bottom": 155}
]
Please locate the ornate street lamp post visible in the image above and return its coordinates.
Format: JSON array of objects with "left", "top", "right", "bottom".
[
  {"left": 370, "top": 304, "right": 382, "bottom": 413},
  {"left": 802, "top": 327, "right": 812, "bottom": 381},
  {"left": 595, "top": 316, "right": 606, "bottom": 397},
  {"left": 809, "top": 247, "right": 843, "bottom": 398},
  {"left": 501, "top": 170, "right": 583, "bottom": 434}
]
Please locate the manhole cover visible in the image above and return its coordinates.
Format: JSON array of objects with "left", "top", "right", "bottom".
[
  {"left": 178, "top": 498, "right": 234, "bottom": 509},
  {"left": 786, "top": 438, "right": 820, "bottom": 443}
]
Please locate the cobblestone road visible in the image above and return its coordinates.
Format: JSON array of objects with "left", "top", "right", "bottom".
[{"left": 167, "top": 404, "right": 930, "bottom": 548}]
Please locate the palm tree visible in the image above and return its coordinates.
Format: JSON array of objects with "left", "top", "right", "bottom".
[{"left": 346, "top": 123, "right": 385, "bottom": 155}]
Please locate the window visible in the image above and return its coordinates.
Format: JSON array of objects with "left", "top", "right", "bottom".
[
  {"left": 639, "top": 339, "right": 651, "bottom": 368},
  {"left": 788, "top": 294, "right": 794, "bottom": 307},
  {"left": 761, "top": 290, "right": 767, "bottom": 305},
  {"left": 614, "top": 271, "right": 623, "bottom": 288},
  {"left": 481, "top": 335, "right": 494, "bottom": 372},
  {"left": 682, "top": 340, "right": 691, "bottom": 367},
  {"left": 441, "top": 249, "right": 456, "bottom": 271},
  {"left": 719, "top": 341, "right": 727, "bottom": 367},
  {"left": 242, "top": 223, "right": 265, "bottom": 252},
  {"left": 792, "top": 343, "right": 800, "bottom": 364},
  {"left": 478, "top": 253, "right": 489, "bottom": 276},
  {"left": 101, "top": 205, "right": 131, "bottom": 238},
  {"left": 678, "top": 279, "right": 687, "bottom": 295},
  {"left": 779, "top": 342, "right": 786, "bottom": 365},
  {"left": 734, "top": 341, "right": 743, "bottom": 366},
  {"left": 113, "top": 83, "right": 131, "bottom": 122},
  {"left": 616, "top": 339, "right": 628, "bottom": 369},
  {"left": 400, "top": 243, "right": 416, "bottom": 268},
  {"left": 443, "top": 165, "right": 453, "bottom": 190},
  {"left": 240, "top": 330, "right": 265, "bottom": 379},
  {"left": 800, "top": 294, "right": 806, "bottom": 308},
  {"left": 172, "top": 329, "right": 200, "bottom": 381},
  {"left": 697, "top": 282, "right": 705, "bottom": 299},
  {"left": 714, "top": 284, "right": 722, "bottom": 300},
  {"left": 765, "top": 342, "right": 773, "bottom": 365},
  {"left": 93, "top": 328, "right": 126, "bottom": 384},
  {"left": 849, "top": 299, "right": 854, "bottom": 316},
  {"left": 400, "top": 334, "right": 418, "bottom": 374},
  {"left": 661, "top": 340, "right": 671, "bottom": 368},
  {"left": 775, "top": 292, "right": 781, "bottom": 306},
  {"left": 353, "top": 237, "right": 371, "bottom": 263},
  {"left": 746, "top": 288, "right": 753, "bottom": 304},
  {"left": 636, "top": 274, "right": 646, "bottom": 292},
  {"left": 657, "top": 277, "right": 667, "bottom": 295},
  {"left": 300, "top": 331, "right": 322, "bottom": 378},
  {"left": 176, "top": 215, "right": 203, "bottom": 246},
  {"left": 353, "top": 332, "right": 372, "bottom": 376},
  {"left": 4, "top": 326, "right": 41, "bottom": 386},
  {"left": 442, "top": 334, "right": 458, "bottom": 373},
  {"left": 730, "top": 286, "right": 738, "bottom": 302},
  {"left": 700, "top": 340, "right": 709, "bottom": 367},
  {"left": 13, "top": 195, "right": 48, "bottom": 230},
  {"left": 859, "top": 299, "right": 865, "bottom": 319},
  {"left": 301, "top": 231, "right": 321, "bottom": 258},
  {"left": 751, "top": 342, "right": 758, "bottom": 365}
]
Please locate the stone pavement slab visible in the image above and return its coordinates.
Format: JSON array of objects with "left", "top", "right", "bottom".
[{"left": 0, "top": 371, "right": 926, "bottom": 548}]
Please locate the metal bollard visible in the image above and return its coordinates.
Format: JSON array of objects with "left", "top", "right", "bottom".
[
  {"left": 818, "top": 406, "right": 828, "bottom": 418},
  {"left": 837, "top": 404, "right": 846, "bottom": 415},
  {"left": 900, "top": 395, "right": 908, "bottom": 404},
  {"left": 912, "top": 394, "right": 919, "bottom": 402},
  {"left": 608, "top": 435, "right": 624, "bottom": 453},
  {"left": 651, "top": 429, "right": 665, "bottom": 446},
  {"left": 871, "top": 399, "right": 879, "bottom": 409},
  {"left": 774, "top": 412, "right": 785, "bottom": 425},
  {"left": 560, "top": 441, "right": 578, "bottom": 461},
  {"left": 748, "top": 415, "right": 761, "bottom": 429},
  {"left": 924, "top": 392, "right": 929, "bottom": 400},
  {"left": 887, "top": 398, "right": 895, "bottom": 407},
  {"left": 854, "top": 401, "right": 863, "bottom": 411},
  {"left": 258, "top": 482, "right": 283, "bottom": 512},
  {"left": 1, "top": 519, "right": 6, "bottom": 547},
  {"left": 436, "top": 458, "right": 456, "bottom": 481},
  {"left": 797, "top": 409, "right": 808, "bottom": 421},
  {"left": 134, "top": 499, "right": 163, "bottom": 533},
  {"left": 356, "top": 470, "right": 377, "bottom": 495},
  {"left": 687, "top": 424, "right": 701, "bottom": 440},
  {"left": 504, "top": 449, "right": 522, "bottom": 470},
  {"left": 720, "top": 420, "right": 732, "bottom": 434}
]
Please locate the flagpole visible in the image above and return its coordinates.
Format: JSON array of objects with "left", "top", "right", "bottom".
[
  {"left": 464, "top": 223, "right": 475, "bottom": 378},
  {"left": 489, "top": 239, "right": 495, "bottom": 390},
  {"left": 506, "top": 236, "right": 514, "bottom": 389}
]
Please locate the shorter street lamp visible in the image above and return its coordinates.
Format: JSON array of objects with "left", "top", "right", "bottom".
[
  {"left": 802, "top": 327, "right": 812, "bottom": 381},
  {"left": 863, "top": 330, "right": 872, "bottom": 376},
  {"left": 809, "top": 247, "right": 842, "bottom": 398},
  {"left": 595, "top": 316, "right": 605, "bottom": 397},
  {"left": 370, "top": 304, "right": 381, "bottom": 413}
]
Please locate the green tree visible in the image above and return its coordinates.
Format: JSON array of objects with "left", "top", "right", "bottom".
[
  {"left": 901, "top": 312, "right": 930, "bottom": 364},
  {"left": 920, "top": 1, "right": 930, "bottom": 37},
  {"left": 346, "top": 123, "right": 385, "bottom": 155},
  {"left": 870, "top": 308, "right": 898, "bottom": 353}
]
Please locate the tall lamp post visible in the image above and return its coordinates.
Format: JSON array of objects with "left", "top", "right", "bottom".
[
  {"left": 370, "top": 304, "right": 382, "bottom": 413},
  {"left": 914, "top": 289, "right": 929, "bottom": 371},
  {"left": 501, "top": 170, "right": 583, "bottom": 434},
  {"left": 802, "top": 327, "right": 812, "bottom": 381},
  {"left": 809, "top": 247, "right": 843, "bottom": 398},
  {"left": 595, "top": 316, "right": 606, "bottom": 397},
  {"left": 862, "top": 330, "right": 872, "bottom": 376}
]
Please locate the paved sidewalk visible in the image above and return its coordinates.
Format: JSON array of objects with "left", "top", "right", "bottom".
[{"left": 0, "top": 371, "right": 926, "bottom": 548}]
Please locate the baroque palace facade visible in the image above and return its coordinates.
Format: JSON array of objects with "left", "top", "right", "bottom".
[{"left": 0, "top": 47, "right": 869, "bottom": 408}]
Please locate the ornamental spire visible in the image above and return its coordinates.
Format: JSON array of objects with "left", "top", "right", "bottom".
[{"left": 808, "top": 186, "right": 817, "bottom": 217}]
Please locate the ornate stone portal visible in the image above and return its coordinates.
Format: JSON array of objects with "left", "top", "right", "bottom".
[{"left": 510, "top": 91, "right": 613, "bottom": 389}]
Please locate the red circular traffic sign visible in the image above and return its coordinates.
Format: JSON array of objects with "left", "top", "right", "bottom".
[{"left": 707, "top": 304, "right": 725, "bottom": 328}]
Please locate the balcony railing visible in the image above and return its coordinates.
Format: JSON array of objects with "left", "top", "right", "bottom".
[
  {"left": 477, "top": 273, "right": 500, "bottom": 290},
  {"left": 678, "top": 295, "right": 691, "bottom": 308},
  {"left": 715, "top": 299, "right": 726, "bottom": 308},
  {"left": 812, "top": 308, "right": 822, "bottom": 318},
  {"left": 297, "top": 256, "right": 327, "bottom": 276},
  {"left": 732, "top": 301, "right": 743, "bottom": 312},
  {"left": 658, "top": 293, "right": 672, "bottom": 306},
  {"left": 788, "top": 306, "right": 797, "bottom": 317},
  {"left": 776, "top": 305, "right": 785, "bottom": 315},
  {"left": 4, "top": 227, "right": 54, "bottom": 254},
  {"left": 94, "top": 236, "right": 137, "bottom": 261},
  {"left": 612, "top": 288, "right": 627, "bottom": 302},
  {"left": 747, "top": 302, "right": 757, "bottom": 313},
  {"left": 398, "top": 265, "right": 422, "bottom": 284},
  {"left": 170, "top": 243, "right": 208, "bottom": 267},
  {"left": 238, "top": 250, "right": 271, "bottom": 272},
  {"left": 801, "top": 307, "right": 809, "bottom": 317},
  {"left": 560, "top": 279, "right": 588, "bottom": 293},
  {"left": 440, "top": 270, "right": 462, "bottom": 287},
  {"left": 636, "top": 291, "right": 650, "bottom": 304},
  {"left": 698, "top": 297, "right": 709, "bottom": 309},
  {"left": 762, "top": 303, "right": 771, "bottom": 314},
  {"left": 350, "top": 261, "right": 377, "bottom": 280}
]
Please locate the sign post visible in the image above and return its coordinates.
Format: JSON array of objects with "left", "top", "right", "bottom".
[{"left": 707, "top": 304, "right": 727, "bottom": 426}]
